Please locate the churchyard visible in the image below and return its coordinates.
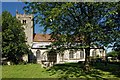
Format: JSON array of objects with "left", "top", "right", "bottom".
[{"left": 2, "top": 62, "right": 120, "bottom": 79}]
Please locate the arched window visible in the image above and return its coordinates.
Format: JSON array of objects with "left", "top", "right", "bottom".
[
  {"left": 92, "top": 50, "right": 96, "bottom": 57},
  {"left": 69, "top": 50, "right": 74, "bottom": 59},
  {"left": 80, "top": 50, "right": 84, "bottom": 59},
  {"left": 42, "top": 52, "right": 47, "bottom": 61},
  {"left": 100, "top": 49, "right": 103, "bottom": 53},
  {"left": 36, "top": 49, "right": 41, "bottom": 60}
]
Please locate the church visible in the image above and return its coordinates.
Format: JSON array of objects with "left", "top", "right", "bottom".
[{"left": 16, "top": 12, "right": 106, "bottom": 65}]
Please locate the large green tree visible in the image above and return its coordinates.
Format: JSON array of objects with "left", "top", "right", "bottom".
[
  {"left": 24, "top": 2, "right": 120, "bottom": 69},
  {"left": 2, "top": 11, "right": 30, "bottom": 64},
  {"left": 0, "top": 31, "right": 1, "bottom": 65},
  {"left": 110, "top": 2, "right": 120, "bottom": 59},
  {"left": 107, "top": 51, "right": 119, "bottom": 57}
]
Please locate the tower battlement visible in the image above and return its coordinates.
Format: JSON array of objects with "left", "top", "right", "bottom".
[{"left": 16, "top": 13, "right": 33, "bottom": 19}]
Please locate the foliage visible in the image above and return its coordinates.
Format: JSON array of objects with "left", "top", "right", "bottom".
[
  {"left": 2, "top": 11, "right": 30, "bottom": 64},
  {"left": 113, "top": 42, "right": 120, "bottom": 53},
  {"left": 107, "top": 51, "right": 119, "bottom": 57},
  {"left": 0, "top": 14, "right": 1, "bottom": 30},
  {"left": 112, "top": 2, "right": 120, "bottom": 54},
  {"left": 23, "top": 2, "right": 120, "bottom": 67},
  {"left": 107, "top": 50, "right": 120, "bottom": 60},
  {"left": 0, "top": 32, "right": 1, "bottom": 58}
]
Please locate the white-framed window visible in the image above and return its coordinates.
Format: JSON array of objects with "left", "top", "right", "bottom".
[
  {"left": 69, "top": 50, "right": 74, "bottom": 59},
  {"left": 80, "top": 50, "right": 84, "bottom": 59},
  {"left": 36, "top": 49, "right": 41, "bottom": 60},
  {"left": 92, "top": 50, "right": 96, "bottom": 57}
]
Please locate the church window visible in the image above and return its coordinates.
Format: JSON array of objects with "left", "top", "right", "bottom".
[
  {"left": 100, "top": 49, "right": 103, "bottom": 53},
  {"left": 80, "top": 50, "right": 84, "bottom": 59},
  {"left": 92, "top": 50, "right": 96, "bottom": 57},
  {"left": 42, "top": 52, "right": 47, "bottom": 61},
  {"left": 69, "top": 50, "right": 74, "bottom": 59},
  {"left": 23, "top": 20, "right": 26, "bottom": 24},
  {"left": 36, "top": 49, "right": 41, "bottom": 60}
]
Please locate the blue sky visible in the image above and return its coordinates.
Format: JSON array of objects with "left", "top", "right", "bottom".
[{"left": 2, "top": 2, "right": 43, "bottom": 33}]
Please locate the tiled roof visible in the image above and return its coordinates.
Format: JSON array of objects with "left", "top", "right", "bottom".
[
  {"left": 33, "top": 34, "right": 54, "bottom": 42},
  {"left": 33, "top": 34, "right": 84, "bottom": 42}
]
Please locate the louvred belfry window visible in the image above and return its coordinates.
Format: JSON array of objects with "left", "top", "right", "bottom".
[{"left": 23, "top": 20, "right": 26, "bottom": 24}]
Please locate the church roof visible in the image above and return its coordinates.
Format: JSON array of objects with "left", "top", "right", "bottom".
[
  {"left": 33, "top": 34, "right": 105, "bottom": 49},
  {"left": 33, "top": 34, "right": 54, "bottom": 42},
  {"left": 33, "top": 34, "right": 84, "bottom": 42}
]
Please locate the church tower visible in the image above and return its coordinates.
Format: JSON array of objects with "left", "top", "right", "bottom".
[{"left": 16, "top": 10, "right": 33, "bottom": 47}]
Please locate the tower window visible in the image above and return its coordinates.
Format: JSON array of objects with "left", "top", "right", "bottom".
[{"left": 23, "top": 20, "right": 26, "bottom": 24}]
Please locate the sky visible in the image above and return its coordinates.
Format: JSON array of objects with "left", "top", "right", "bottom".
[
  {"left": 2, "top": 2, "right": 43, "bottom": 33},
  {"left": 2, "top": 2, "right": 112, "bottom": 53}
]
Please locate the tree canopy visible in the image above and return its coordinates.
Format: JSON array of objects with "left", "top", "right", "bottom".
[
  {"left": 107, "top": 51, "right": 119, "bottom": 57},
  {"left": 2, "top": 11, "right": 30, "bottom": 64},
  {"left": 23, "top": 2, "right": 120, "bottom": 67}
]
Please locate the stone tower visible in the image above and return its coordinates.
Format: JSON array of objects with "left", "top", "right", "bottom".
[{"left": 16, "top": 11, "right": 33, "bottom": 47}]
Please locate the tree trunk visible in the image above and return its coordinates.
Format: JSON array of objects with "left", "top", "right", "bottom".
[
  {"left": 83, "top": 32, "right": 91, "bottom": 71},
  {"left": 84, "top": 47, "right": 90, "bottom": 71}
]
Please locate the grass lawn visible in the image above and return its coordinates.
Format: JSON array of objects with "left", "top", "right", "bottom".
[
  {"left": 2, "top": 62, "right": 120, "bottom": 79},
  {"left": 2, "top": 64, "right": 57, "bottom": 78}
]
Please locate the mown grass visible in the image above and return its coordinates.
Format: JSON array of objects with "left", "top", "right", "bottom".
[
  {"left": 2, "top": 62, "right": 120, "bottom": 79},
  {"left": 47, "top": 62, "right": 120, "bottom": 79},
  {"left": 2, "top": 64, "right": 57, "bottom": 78}
]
